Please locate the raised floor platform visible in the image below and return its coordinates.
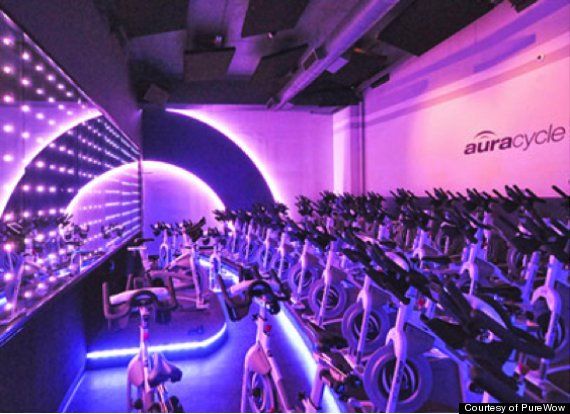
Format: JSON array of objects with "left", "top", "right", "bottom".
[{"left": 85, "top": 291, "right": 227, "bottom": 369}]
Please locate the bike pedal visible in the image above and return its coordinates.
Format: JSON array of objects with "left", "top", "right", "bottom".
[{"left": 133, "top": 398, "right": 143, "bottom": 410}]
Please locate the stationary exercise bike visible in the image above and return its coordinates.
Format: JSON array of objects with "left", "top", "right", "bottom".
[
  {"left": 102, "top": 278, "right": 184, "bottom": 413},
  {"left": 218, "top": 267, "right": 307, "bottom": 413}
]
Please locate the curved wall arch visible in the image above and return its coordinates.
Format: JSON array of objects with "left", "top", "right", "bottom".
[
  {"left": 141, "top": 161, "right": 225, "bottom": 254},
  {"left": 142, "top": 108, "right": 274, "bottom": 210}
]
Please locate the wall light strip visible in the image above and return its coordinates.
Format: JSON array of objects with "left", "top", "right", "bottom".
[
  {"left": 276, "top": 310, "right": 341, "bottom": 412},
  {"left": 206, "top": 264, "right": 341, "bottom": 412},
  {"left": 86, "top": 322, "right": 228, "bottom": 360},
  {"left": 166, "top": 108, "right": 283, "bottom": 202}
]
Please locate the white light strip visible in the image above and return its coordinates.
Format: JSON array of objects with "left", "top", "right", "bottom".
[
  {"left": 166, "top": 108, "right": 283, "bottom": 202},
  {"left": 86, "top": 322, "right": 228, "bottom": 360},
  {"left": 276, "top": 311, "right": 341, "bottom": 412}
]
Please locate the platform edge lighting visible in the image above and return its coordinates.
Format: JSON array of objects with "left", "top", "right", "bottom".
[
  {"left": 166, "top": 108, "right": 284, "bottom": 202},
  {"left": 0, "top": 111, "right": 102, "bottom": 216},
  {"left": 277, "top": 309, "right": 341, "bottom": 413},
  {"left": 86, "top": 322, "right": 228, "bottom": 360}
]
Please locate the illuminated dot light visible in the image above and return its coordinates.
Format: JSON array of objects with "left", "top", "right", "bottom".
[
  {"left": 0, "top": 14, "right": 143, "bottom": 299},
  {"left": 2, "top": 65, "right": 14, "bottom": 75}
]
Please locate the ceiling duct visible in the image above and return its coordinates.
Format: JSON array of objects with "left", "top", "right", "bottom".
[
  {"left": 301, "top": 46, "right": 327, "bottom": 71},
  {"left": 273, "top": 0, "right": 400, "bottom": 109},
  {"left": 250, "top": 44, "right": 308, "bottom": 85}
]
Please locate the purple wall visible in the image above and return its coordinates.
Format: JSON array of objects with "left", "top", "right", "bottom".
[{"left": 0, "top": 0, "right": 142, "bottom": 145}]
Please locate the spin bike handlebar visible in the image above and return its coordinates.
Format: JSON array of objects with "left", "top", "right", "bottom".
[
  {"left": 102, "top": 276, "right": 178, "bottom": 321},
  {"left": 439, "top": 282, "right": 554, "bottom": 359},
  {"left": 217, "top": 268, "right": 291, "bottom": 322}
]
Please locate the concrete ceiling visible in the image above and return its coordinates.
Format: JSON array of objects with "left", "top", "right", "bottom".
[
  {"left": 116, "top": 0, "right": 369, "bottom": 106},
  {"left": 97, "top": 0, "right": 501, "bottom": 109}
]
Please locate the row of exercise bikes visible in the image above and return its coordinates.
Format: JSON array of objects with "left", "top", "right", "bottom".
[
  {"left": 99, "top": 184, "right": 568, "bottom": 413},
  {"left": 210, "top": 184, "right": 569, "bottom": 412}
]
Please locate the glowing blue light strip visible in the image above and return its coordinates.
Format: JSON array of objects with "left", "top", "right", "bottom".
[
  {"left": 198, "top": 257, "right": 240, "bottom": 286},
  {"left": 276, "top": 311, "right": 341, "bottom": 413},
  {"left": 216, "top": 264, "right": 341, "bottom": 412},
  {"left": 86, "top": 322, "right": 227, "bottom": 360}
]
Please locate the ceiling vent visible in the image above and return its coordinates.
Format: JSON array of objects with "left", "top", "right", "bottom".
[{"left": 301, "top": 46, "right": 327, "bottom": 71}]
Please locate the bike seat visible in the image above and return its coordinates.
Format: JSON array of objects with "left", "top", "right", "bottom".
[{"left": 148, "top": 353, "right": 182, "bottom": 387}]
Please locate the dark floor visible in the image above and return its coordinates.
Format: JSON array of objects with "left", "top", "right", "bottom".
[{"left": 65, "top": 295, "right": 341, "bottom": 412}]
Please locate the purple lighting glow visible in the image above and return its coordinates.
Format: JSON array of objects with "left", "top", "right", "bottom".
[
  {"left": 166, "top": 108, "right": 283, "bottom": 202},
  {"left": 0, "top": 110, "right": 101, "bottom": 216},
  {"left": 142, "top": 160, "right": 225, "bottom": 210}
]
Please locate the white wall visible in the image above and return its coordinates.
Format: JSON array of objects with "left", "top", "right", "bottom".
[
  {"left": 142, "top": 161, "right": 224, "bottom": 254},
  {"left": 334, "top": 1, "right": 570, "bottom": 196}
]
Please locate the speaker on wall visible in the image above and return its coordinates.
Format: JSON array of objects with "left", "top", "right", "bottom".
[{"left": 143, "top": 84, "right": 170, "bottom": 106}]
